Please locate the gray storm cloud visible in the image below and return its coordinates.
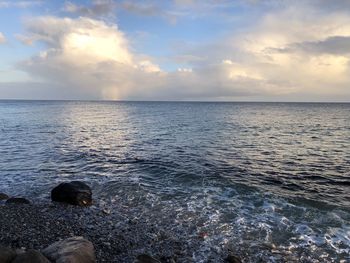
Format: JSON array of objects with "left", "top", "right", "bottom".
[{"left": 277, "top": 36, "right": 350, "bottom": 55}]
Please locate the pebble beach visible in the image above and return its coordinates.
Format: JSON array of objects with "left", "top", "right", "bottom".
[{"left": 0, "top": 197, "right": 240, "bottom": 263}]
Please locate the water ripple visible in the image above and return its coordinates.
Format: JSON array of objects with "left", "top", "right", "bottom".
[{"left": 0, "top": 101, "right": 349, "bottom": 261}]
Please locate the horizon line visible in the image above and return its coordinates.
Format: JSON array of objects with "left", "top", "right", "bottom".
[{"left": 0, "top": 99, "right": 349, "bottom": 104}]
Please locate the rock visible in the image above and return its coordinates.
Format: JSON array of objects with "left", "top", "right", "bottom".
[
  {"left": 42, "top": 236, "right": 95, "bottom": 263},
  {"left": 0, "top": 193, "right": 9, "bottom": 200},
  {"left": 5, "top": 197, "right": 31, "bottom": 204},
  {"left": 12, "top": 249, "right": 50, "bottom": 263},
  {"left": 225, "top": 254, "right": 242, "bottom": 263},
  {"left": 0, "top": 246, "right": 16, "bottom": 263},
  {"left": 51, "top": 181, "right": 92, "bottom": 206},
  {"left": 136, "top": 254, "right": 161, "bottom": 263},
  {"left": 159, "top": 256, "right": 176, "bottom": 263}
]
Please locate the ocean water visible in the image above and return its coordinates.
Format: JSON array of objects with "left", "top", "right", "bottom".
[{"left": 0, "top": 101, "right": 349, "bottom": 262}]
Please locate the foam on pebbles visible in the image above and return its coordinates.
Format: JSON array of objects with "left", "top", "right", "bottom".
[{"left": 0, "top": 202, "right": 237, "bottom": 262}]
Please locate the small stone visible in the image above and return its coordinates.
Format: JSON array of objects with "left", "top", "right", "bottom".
[
  {"left": 43, "top": 236, "right": 95, "bottom": 263},
  {"left": 102, "top": 242, "right": 111, "bottom": 247},
  {"left": 136, "top": 254, "right": 161, "bottom": 263},
  {"left": 102, "top": 208, "right": 111, "bottom": 215},
  {"left": 5, "top": 197, "right": 31, "bottom": 204},
  {"left": 12, "top": 250, "right": 50, "bottom": 263},
  {"left": 198, "top": 232, "right": 209, "bottom": 239},
  {"left": 0, "top": 193, "right": 9, "bottom": 200},
  {"left": 225, "top": 254, "right": 242, "bottom": 263},
  {"left": 0, "top": 246, "right": 16, "bottom": 263}
]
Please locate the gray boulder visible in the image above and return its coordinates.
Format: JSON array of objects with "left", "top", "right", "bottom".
[
  {"left": 51, "top": 181, "right": 92, "bottom": 206},
  {"left": 42, "top": 236, "right": 95, "bottom": 263},
  {"left": 12, "top": 249, "right": 50, "bottom": 263},
  {"left": 0, "top": 246, "right": 16, "bottom": 263}
]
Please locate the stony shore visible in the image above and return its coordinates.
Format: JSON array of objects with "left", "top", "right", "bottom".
[
  {"left": 0, "top": 181, "right": 243, "bottom": 262},
  {"left": 0, "top": 200, "right": 240, "bottom": 262},
  {"left": 0, "top": 202, "right": 168, "bottom": 262}
]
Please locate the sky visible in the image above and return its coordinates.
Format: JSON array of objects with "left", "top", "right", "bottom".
[{"left": 0, "top": 0, "right": 350, "bottom": 101}]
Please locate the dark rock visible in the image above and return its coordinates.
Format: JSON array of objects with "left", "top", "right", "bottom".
[
  {"left": 0, "top": 246, "right": 16, "bottom": 263},
  {"left": 51, "top": 181, "right": 92, "bottom": 206},
  {"left": 12, "top": 249, "right": 50, "bottom": 263},
  {"left": 159, "top": 256, "right": 176, "bottom": 263},
  {"left": 5, "top": 198, "right": 31, "bottom": 204},
  {"left": 225, "top": 254, "right": 242, "bottom": 263},
  {"left": 42, "top": 236, "right": 95, "bottom": 263},
  {"left": 0, "top": 193, "right": 9, "bottom": 200},
  {"left": 136, "top": 254, "right": 161, "bottom": 263}
]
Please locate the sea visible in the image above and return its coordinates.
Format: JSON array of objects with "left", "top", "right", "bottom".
[{"left": 0, "top": 101, "right": 349, "bottom": 262}]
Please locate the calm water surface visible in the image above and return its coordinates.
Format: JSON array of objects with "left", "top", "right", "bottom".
[{"left": 0, "top": 101, "right": 349, "bottom": 262}]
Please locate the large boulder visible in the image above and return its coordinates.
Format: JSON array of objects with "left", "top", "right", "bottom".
[
  {"left": 51, "top": 181, "right": 92, "bottom": 206},
  {"left": 42, "top": 236, "right": 95, "bottom": 263},
  {"left": 5, "top": 197, "right": 31, "bottom": 204},
  {"left": 0, "top": 246, "right": 16, "bottom": 263},
  {"left": 12, "top": 250, "right": 50, "bottom": 263},
  {"left": 0, "top": 193, "right": 9, "bottom": 200}
]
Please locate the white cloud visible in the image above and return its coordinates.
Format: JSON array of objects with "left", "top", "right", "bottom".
[
  {"left": 179, "top": 5, "right": 350, "bottom": 100},
  {"left": 62, "top": 0, "right": 177, "bottom": 24},
  {"left": 18, "top": 15, "right": 272, "bottom": 100},
  {"left": 18, "top": 16, "right": 165, "bottom": 99},
  {"left": 177, "top": 68, "right": 192, "bottom": 72},
  {"left": 232, "top": 7, "right": 350, "bottom": 96},
  {"left": 0, "top": 32, "right": 6, "bottom": 44},
  {"left": 0, "top": 1, "right": 41, "bottom": 8},
  {"left": 11, "top": 1, "right": 350, "bottom": 101},
  {"left": 15, "top": 34, "right": 35, "bottom": 45}
]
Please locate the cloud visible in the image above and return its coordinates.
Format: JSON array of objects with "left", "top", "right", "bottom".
[
  {"left": 0, "top": 82, "right": 71, "bottom": 100},
  {"left": 240, "top": 13, "right": 350, "bottom": 98},
  {"left": 174, "top": 0, "right": 195, "bottom": 5},
  {"left": 121, "top": 1, "right": 178, "bottom": 24},
  {"left": 276, "top": 36, "right": 350, "bottom": 55},
  {"left": 15, "top": 34, "right": 36, "bottom": 45},
  {"left": 0, "top": 1, "right": 41, "bottom": 8},
  {"left": 63, "top": 0, "right": 116, "bottom": 17},
  {"left": 171, "top": 4, "right": 350, "bottom": 100},
  {"left": 0, "top": 32, "right": 6, "bottom": 44},
  {"left": 121, "top": 2, "right": 160, "bottom": 16},
  {"left": 17, "top": 15, "right": 269, "bottom": 100},
  {"left": 18, "top": 16, "right": 145, "bottom": 99},
  {"left": 62, "top": 1, "right": 178, "bottom": 24},
  {"left": 9, "top": 1, "right": 350, "bottom": 101}
]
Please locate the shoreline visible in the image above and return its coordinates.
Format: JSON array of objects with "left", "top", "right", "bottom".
[
  {"left": 1, "top": 185, "right": 349, "bottom": 262},
  {"left": 0, "top": 201, "right": 238, "bottom": 263}
]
